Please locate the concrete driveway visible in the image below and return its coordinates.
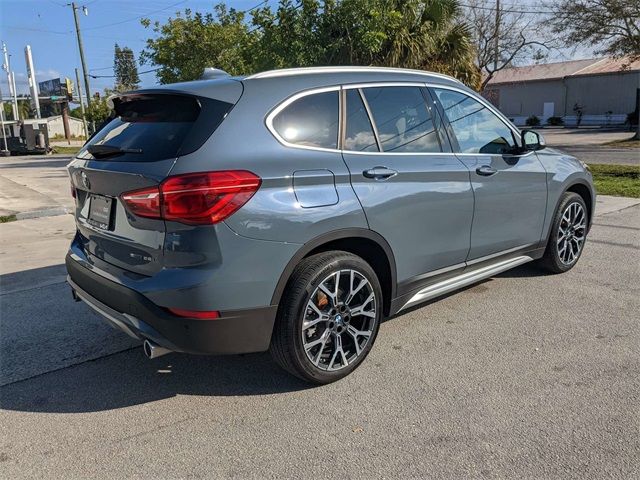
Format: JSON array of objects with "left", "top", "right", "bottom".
[
  {"left": 1, "top": 156, "right": 639, "bottom": 478},
  {"left": 536, "top": 129, "right": 639, "bottom": 166}
]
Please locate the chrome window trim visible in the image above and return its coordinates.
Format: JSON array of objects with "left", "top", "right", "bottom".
[
  {"left": 265, "top": 85, "right": 342, "bottom": 153},
  {"left": 264, "top": 81, "right": 530, "bottom": 157}
]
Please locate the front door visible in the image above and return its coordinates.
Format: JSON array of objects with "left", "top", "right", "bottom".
[
  {"left": 340, "top": 85, "right": 474, "bottom": 289},
  {"left": 432, "top": 87, "right": 547, "bottom": 260}
]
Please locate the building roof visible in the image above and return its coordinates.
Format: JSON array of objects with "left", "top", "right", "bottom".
[{"left": 487, "top": 57, "right": 640, "bottom": 85}]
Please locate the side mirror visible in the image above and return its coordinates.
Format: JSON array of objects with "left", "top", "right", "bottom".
[{"left": 521, "top": 129, "right": 546, "bottom": 151}]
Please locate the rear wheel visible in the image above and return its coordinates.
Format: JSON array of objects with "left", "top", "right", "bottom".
[
  {"left": 270, "top": 251, "right": 382, "bottom": 384},
  {"left": 540, "top": 192, "right": 588, "bottom": 273}
]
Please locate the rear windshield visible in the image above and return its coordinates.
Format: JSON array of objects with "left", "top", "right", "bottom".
[{"left": 78, "top": 93, "right": 233, "bottom": 162}]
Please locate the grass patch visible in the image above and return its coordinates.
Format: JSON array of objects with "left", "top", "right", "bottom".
[
  {"left": 588, "top": 163, "right": 640, "bottom": 198},
  {"left": 52, "top": 146, "right": 81, "bottom": 155},
  {"left": 0, "top": 214, "right": 17, "bottom": 223}
]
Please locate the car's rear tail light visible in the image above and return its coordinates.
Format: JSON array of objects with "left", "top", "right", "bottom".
[
  {"left": 120, "top": 170, "right": 261, "bottom": 225},
  {"left": 121, "top": 187, "right": 161, "bottom": 218},
  {"left": 166, "top": 307, "right": 220, "bottom": 320}
]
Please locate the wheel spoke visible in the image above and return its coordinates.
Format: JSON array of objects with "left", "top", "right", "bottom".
[
  {"left": 305, "top": 329, "right": 330, "bottom": 351},
  {"left": 318, "top": 282, "right": 337, "bottom": 307},
  {"left": 301, "top": 268, "right": 378, "bottom": 372}
]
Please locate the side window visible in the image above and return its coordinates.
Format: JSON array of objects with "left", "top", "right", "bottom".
[
  {"left": 362, "top": 86, "right": 441, "bottom": 153},
  {"left": 344, "top": 89, "right": 379, "bottom": 152},
  {"left": 433, "top": 88, "right": 516, "bottom": 154},
  {"left": 272, "top": 91, "right": 339, "bottom": 149}
]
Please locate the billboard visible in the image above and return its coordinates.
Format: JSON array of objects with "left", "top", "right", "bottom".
[
  {"left": 38, "top": 78, "right": 73, "bottom": 99},
  {"left": 38, "top": 78, "right": 62, "bottom": 96}
]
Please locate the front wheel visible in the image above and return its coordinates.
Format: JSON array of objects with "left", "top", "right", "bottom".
[
  {"left": 539, "top": 192, "right": 589, "bottom": 273},
  {"left": 270, "top": 251, "right": 382, "bottom": 384}
]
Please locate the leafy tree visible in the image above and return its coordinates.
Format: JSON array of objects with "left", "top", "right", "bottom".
[
  {"left": 546, "top": 0, "right": 640, "bottom": 62},
  {"left": 85, "top": 91, "right": 113, "bottom": 126},
  {"left": 114, "top": 44, "right": 140, "bottom": 92},
  {"left": 250, "top": 0, "right": 481, "bottom": 88},
  {"left": 141, "top": 0, "right": 481, "bottom": 89},
  {"left": 140, "top": 4, "right": 251, "bottom": 83}
]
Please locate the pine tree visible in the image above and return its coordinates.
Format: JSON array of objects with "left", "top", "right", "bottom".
[{"left": 114, "top": 44, "right": 140, "bottom": 92}]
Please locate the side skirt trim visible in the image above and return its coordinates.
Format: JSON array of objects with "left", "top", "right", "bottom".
[{"left": 398, "top": 255, "right": 534, "bottom": 312}]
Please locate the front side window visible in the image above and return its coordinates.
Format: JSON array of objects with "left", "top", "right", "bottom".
[
  {"left": 362, "top": 86, "right": 440, "bottom": 153},
  {"left": 433, "top": 88, "right": 517, "bottom": 154},
  {"left": 272, "top": 91, "right": 339, "bottom": 149},
  {"left": 344, "top": 89, "right": 378, "bottom": 152}
]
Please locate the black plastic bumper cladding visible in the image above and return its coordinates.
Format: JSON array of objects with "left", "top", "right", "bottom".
[{"left": 66, "top": 253, "right": 277, "bottom": 355}]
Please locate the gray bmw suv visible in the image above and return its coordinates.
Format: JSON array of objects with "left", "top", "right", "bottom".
[{"left": 66, "top": 66, "right": 594, "bottom": 384}]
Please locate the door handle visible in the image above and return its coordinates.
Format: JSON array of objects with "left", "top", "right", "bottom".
[
  {"left": 476, "top": 165, "right": 498, "bottom": 176},
  {"left": 363, "top": 167, "right": 398, "bottom": 180}
]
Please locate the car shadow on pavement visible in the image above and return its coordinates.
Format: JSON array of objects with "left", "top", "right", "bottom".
[
  {"left": 0, "top": 348, "right": 311, "bottom": 414},
  {"left": 1, "top": 262, "right": 547, "bottom": 414}
]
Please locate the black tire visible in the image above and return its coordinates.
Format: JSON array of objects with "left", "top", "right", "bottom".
[
  {"left": 270, "top": 251, "right": 383, "bottom": 384},
  {"left": 539, "top": 192, "right": 588, "bottom": 273}
]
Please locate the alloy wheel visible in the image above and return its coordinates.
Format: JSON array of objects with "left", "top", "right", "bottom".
[
  {"left": 301, "top": 269, "right": 377, "bottom": 371},
  {"left": 557, "top": 201, "right": 587, "bottom": 265}
]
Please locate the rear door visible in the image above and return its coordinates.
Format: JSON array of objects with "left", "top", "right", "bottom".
[
  {"left": 340, "top": 84, "right": 474, "bottom": 290},
  {"left": 431, "top": 87, "right": 547, "bottom": 260},
  {"left": 69, "top": 91, "right": 237, "bottom": 276}
]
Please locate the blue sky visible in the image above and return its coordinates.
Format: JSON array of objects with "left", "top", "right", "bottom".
[
  {"left": 0, "top": 0, "right": 265, "bottom": 96},
  {"left": 1, "top": 0, "right": 592, "bottom": 98}
]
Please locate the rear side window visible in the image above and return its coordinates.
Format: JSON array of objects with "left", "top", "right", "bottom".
[
  {"left": 344, "top": 89, "right": 379, "bottom": 152},
  {"left": 433, "top": 88, "right": 517, "bottom": 154},
  {"left": 78, "top": 93, "right": 233, "bottom": 162},
  {"left": 272, "top": 91, "right": 339, "bottom": 149},
  {"left": 362, "top": 86, "right": 440, "bottom": 153}
]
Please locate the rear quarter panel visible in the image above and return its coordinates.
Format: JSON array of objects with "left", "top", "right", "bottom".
[{"left": 169, "top": 79, "right": 369, "bottom": 243}]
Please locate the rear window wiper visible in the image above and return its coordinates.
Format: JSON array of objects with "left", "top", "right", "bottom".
[{"left": 87, "top": 144, "right": 143, "bottom": 159}]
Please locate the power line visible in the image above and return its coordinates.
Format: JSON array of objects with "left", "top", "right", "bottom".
[
  {"left": 82, "top": 0, "right": 187, "bottom": 31},
  {"left": 89, "top": 67, "right": 160, "bottom": 79},
  {"left": 459, "top": 2, "right": 555, "bottom": 14}
]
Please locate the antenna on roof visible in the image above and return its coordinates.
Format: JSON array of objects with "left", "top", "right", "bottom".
[{"left": 201, "top": 68, "right": 230, "bottom": 80}]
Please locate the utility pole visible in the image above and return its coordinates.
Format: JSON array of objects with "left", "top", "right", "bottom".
[
  {"left": 24, "top": 45, "right": 41, "bottom": 119},
  {"left": 493, "top": 0, "right": 501, "bottom": 73},
  {"left": 2, "top": 41, "right": 19, "bottom": 121},
  {"left": 75, "top": 67, "right": 89, "bottom": 139},
  {"left": 70, "top": 2, "right": 92, "bottom": 109},
  {"left": 0, "top": 85, "right": 9, "bottom": 156}
]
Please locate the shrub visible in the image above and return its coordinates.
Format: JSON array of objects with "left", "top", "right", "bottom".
[
  {"left": 526, "top": 115, "right": 541, "bottom": 126},
  {"left": 546, "top": 116, "right": 564, "bottom": 126}
]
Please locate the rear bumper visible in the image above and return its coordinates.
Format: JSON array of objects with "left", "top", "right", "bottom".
[{"left": 66, "top": 253, "right": 277, "bottom": 355}]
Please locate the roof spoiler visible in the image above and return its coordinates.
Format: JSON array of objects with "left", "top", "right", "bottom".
[{"left": 201, "top": 67, "right": 231, "bottom": 80}]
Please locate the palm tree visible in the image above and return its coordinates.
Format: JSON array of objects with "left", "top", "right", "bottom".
[{"left": 376, "top": 0, "right": 481, "bottom": 89}]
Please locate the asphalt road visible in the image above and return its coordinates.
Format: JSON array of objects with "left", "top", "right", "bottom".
[
  {"left": 1, "top": 201, "right": 639, "bottom": 478},
  {"left": 556, "top": 146, "right": 639, "bottom": 166},
  {"left": 1, "top": 149, "right": 639, "bottom": 478}
]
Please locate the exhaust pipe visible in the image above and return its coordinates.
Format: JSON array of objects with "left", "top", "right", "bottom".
[{"left": 143, "top": 339, "right": 171, "bottom": 359}]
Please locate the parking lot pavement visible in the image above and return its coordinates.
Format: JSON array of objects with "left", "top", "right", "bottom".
[
  {"left": 533, "top": 129, "right": 639, "bottom": 166},
  {"left": 0, "top": 155, "right": 73, "bottom": 218},
  {"left": 1, "top": 195, "right": 639, "bottom": 477}
]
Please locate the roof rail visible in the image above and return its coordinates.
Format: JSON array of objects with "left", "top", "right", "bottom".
[
  {"left": 201, "top": 67, "right": 231, "bottom": 80},
  {"left": 246, "top": 66, "right": 462, "bottom": 84}
]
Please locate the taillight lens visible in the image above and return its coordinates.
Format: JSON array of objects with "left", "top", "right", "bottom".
[
  {"left": 121, "top": 187, "right": 161, "bottom": 218},
  {"left": 120, "top": 170, "right": 261, "bottom": 225}
]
